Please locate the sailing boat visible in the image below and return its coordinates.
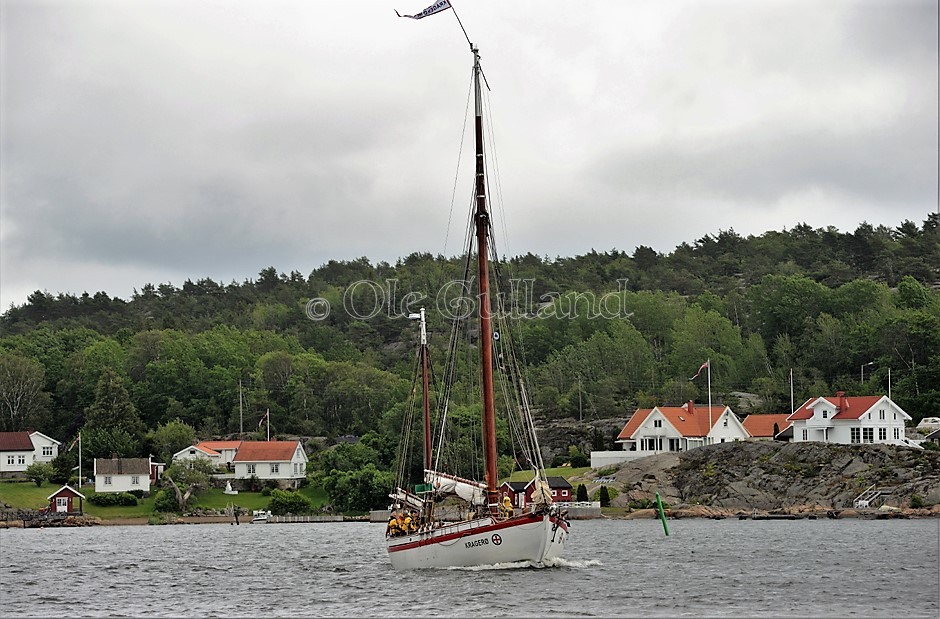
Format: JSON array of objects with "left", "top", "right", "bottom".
[{"left": 386, "top": 9, "right": 569, "bottom": 570}]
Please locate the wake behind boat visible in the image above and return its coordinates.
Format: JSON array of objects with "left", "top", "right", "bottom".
[{"left": 385, "top": 2, "right": 569, "bottom": 570}]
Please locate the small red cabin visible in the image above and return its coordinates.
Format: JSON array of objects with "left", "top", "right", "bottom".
[{"left": 47, "top": 485, "right": 85, "bottom": 514}]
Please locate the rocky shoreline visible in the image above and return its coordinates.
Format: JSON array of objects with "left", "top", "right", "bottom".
[{"left": 573, "top": 441, "right": 940, "bottom": 513}]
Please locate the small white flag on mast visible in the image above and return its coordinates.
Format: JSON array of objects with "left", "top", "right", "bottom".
[{"left": 395, "top": 0, "right": 452, "bottom": 20}]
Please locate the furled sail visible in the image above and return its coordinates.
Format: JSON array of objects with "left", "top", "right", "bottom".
[
  {"left": 425, "top": 470, "right": 486, "bottom": 505},
  {"left": 529, "top": 478, "right": 554, "bottom": 506}
]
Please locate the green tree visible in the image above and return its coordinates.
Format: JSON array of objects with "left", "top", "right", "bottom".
[
  {"left": 160, "top": 459, "right": 215, "bottom": 511},
  {"left": 599, "top": 485, "right": 611, "bottom": 507},
  {"left": 323, "top": 464, "right": 395, "bottom": 512},
  {"left": 147, "top": 418, "right": 197, "bottom": 464},
  {"left": 268, "top": 489, "right": 313, "bottom": 515},
  {"left": 576, "top": 483, "right": 588, "bottom": 502},
  {"left": 81, "top": 427, "right": 141, "bottom": 467},
  {"left": 84, "top": 368, "right": 146, "bottom": 438},
  {"left": 24, "top": 461, "right": 54, "bottom": 487},
  {"left": 0, "top": 352, "right": 51, "bottom": 431}
]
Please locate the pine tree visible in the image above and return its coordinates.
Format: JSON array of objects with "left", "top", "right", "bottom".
[
  {"left": 599, "top": 485, "right": 611, "bottom": 507},
  {"left": 576, "top": 483, "right": 588, "bottom": 502}
]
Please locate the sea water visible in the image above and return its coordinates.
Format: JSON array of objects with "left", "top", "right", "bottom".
[{"left": 0, "top": 518, "right": 937, "bottom": 617}]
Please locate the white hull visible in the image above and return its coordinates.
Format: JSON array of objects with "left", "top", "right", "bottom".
[{"left": 387, "top": 512, "right": 568, "bottom": 569}]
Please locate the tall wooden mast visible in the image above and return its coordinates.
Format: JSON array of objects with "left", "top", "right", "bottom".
[
  {"left": 471, "top": 46, "right": 499, "bottom": 512},
  {"left": 419, "top": 308, "right": 432, "bottom": 471}
]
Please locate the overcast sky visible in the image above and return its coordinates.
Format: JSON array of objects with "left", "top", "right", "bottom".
[{"left": 2, "top": 0, "right": 937, "bottom": 311}]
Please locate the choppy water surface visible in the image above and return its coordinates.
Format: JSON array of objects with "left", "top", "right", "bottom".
[{"left": 1, "top": 518, "right": 937, "bottom": 617}]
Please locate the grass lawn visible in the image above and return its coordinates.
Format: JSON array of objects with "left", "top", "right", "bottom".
[
  {"left": 0, "top": 480, "right": 52, "bottom": 509},
  {"left": 0, "top": 480, "right": 330, "bottom": 519},
  {"left": 503, "top": 466, "right": 592, "bottom": 483}
]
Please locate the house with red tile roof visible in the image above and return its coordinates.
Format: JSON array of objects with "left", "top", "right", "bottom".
[
  {"left": 232, "top": 440, "right": 307, "bottom": 488},
  {"left": 172, "top": 443, "right": 224, "bottom": 467},
  {"left": 591, "top": 401, "right": 749, "bottom": 467},
  {"left": 742, "top": 414, "right": 792, "bottom": 441},
  {"left": 786, "top": 391, "right": 915, "bottom": 447},
  {"left": 195, "top": 441, "right": 242, "bottom": 465}
]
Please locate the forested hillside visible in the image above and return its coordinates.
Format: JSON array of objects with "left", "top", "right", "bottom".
[{"left": 1, "top": 218, "right": 938, "bottom": 468}]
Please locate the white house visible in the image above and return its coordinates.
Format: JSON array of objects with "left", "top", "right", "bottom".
[
  {"left": 29, "top": 431, "right": 61, "bottom": 463},
  {"left": 591, "top": 401, "right": 750, "bottom": 468},
  {"left": 195, "top": 441, "right": 242, "bottom": 465},
  {"left": 0, "top": 431, "right": 37, "bottom": 475},
  {"left": 171, "top": 443, "right": 223, "bottom": 468},
  {"left": 787, "top": 391, "right": 915, "bottom": 447},
  {"left": 94, "top": 457, "right": 154, "bottom": 493},
  {"left": 232, "top": 441, "right": 307, "bottom": 488}
]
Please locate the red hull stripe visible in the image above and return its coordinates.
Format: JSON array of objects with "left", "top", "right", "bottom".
[{"left": 388, "top": 514, "right": 568, "bottom": 553}]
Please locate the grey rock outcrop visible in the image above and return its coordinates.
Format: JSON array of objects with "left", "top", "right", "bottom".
[{"left": 572, "top": 441, "right": 940, "bottom": 511}]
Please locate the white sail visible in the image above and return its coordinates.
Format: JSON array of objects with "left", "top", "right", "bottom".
[{"left": 425, "top": 470, "right": 486, "bottom": 505}]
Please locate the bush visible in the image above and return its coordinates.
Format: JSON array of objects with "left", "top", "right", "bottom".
[
  {"left": 127, "top": 489, "right": 146, "bottom": 498},
  {"left": 24, "top": 462, "right": 54, "bottom": 487},
  {"left": 910, "top": 494, "right": 926, "bottom": 509},
  {"left": 268, "top": 489, "right": 313, "bottom": 515},
  {"left": 88, "top": 492, "right": 138, "bottom": 507},
  {"left": 153, "top": 489, "right": 179, "bottom": 513}
]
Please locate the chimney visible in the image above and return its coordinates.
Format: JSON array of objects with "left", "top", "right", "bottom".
[
  {"left": 687, "top": 400, "right": 695, "bottom": 415},
  {"left": 836, "top": 390, "right": 846, "bottom": 413}
]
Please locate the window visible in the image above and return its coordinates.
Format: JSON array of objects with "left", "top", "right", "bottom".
[
  {"left": 653, "top": 419, "right": 662, "bottom": 428},
  {"left": 131, "top": 475, "right": 140, "bottom": 486},
  {"left": 104, "top": 476, "right": 112, "bottom": 485},
  {"left": 56, "top": 497, "right": 68, "bottom": 509},
  {"left": 42, "top": 446, "right": 53, "bottom": 457},
  {"left": 720, "top": 438, "right": 726, "bottom": 443},
  {"left": 894, "top": 428, "right": 900, "bottom": 439},
  {"left": 863, "top": 428, "right": 874, "bottom": 443},
  {"left": 878, "top": 428, "right": 887, "bottom": 441},
  {"left": 879, "top": 410, "right": 885, "bottom": 420},
  {"left": 822, "top": 410, "right": 828, "bottom": 419},
  {"left": 17, "top": 455, "right": 25, "bottom": 465},
  {"left": 551, "top": 490, "right": 557, "bottom": 497},
  {"left": 270, "top": 463, "right": 279, "bottom": 475},
  {"left": 802, "top": 429, "right": 808, "bottom": 441},
  {"left": 6, "top": 456, "right": 13, "bottom": 465},
  {"left": 851, "top": 428, "right": 861, "bottom": 444},
  {"left": 893, "top": 412, "right": 897, "bottom": 420},
  {"left": 723, "top": 416, "right": 729, "bottom": 427},
  {"left": 247, "top": 464, "right": 256, "bottom": 475}
]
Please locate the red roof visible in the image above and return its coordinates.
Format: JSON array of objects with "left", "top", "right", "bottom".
[
  {"left": 787, "top": 393, "right": 884, "bottom": 421},
  {"left": 191, "top": 445, "right": 221, "bottom": 456},
  {"left": 0, "top": 432, "right": 35, "bottom": 452},
  {"left": 198, "top": 441, "right": 242, "bottom": 451},
  {"left": 742, "top": 414, "right": 791, "bottom": 438},
  {"left": 233, "top": 441, "right": 301, "bottom": 462},
  {"left": 617, "top": 403, "right": 727, "bottom": 440}
]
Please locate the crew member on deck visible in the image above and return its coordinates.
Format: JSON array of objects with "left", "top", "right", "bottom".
[
  {"left": 502, "top": 493, "right": 514, "bottom": 518},
  {"left": 386, "top": 513, "right": 400, "bottom": 537}
]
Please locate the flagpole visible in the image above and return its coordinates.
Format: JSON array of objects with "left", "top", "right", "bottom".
[
  {"left": 267, "top": 408, "right": 270, "bottom": 441},
  {"left": 790, "top": 368, "right": 794, "bottom": 414},
  {"left": 707, "top": 358, "right": 712, "bottom": 445},
  {"left": 78, "top": 431, "right": 82, "bottom": 488}
]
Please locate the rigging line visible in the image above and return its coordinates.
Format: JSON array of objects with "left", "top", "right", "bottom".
[
  {"left": 482, "top": 83, "right": 512, "bottom": 267},
  {"left": 439, "top": 73, "right": 474, "bottom": 280},
  {"left": 397, "top": 351, "right": 423, "bottom": 486}
]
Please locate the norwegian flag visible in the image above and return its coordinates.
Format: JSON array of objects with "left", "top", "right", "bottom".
[
  {"left": 67, "top": 434, "right": 80, "bottom": 452},
  {"left": 395, "top": 0, "right": 452, "bottom": 20},
  {"left": 689, "top": 360, "right": 709, "bottom": 381},
  {"left": 258, "top": 410, "right": 270, "bottom": 428}
]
